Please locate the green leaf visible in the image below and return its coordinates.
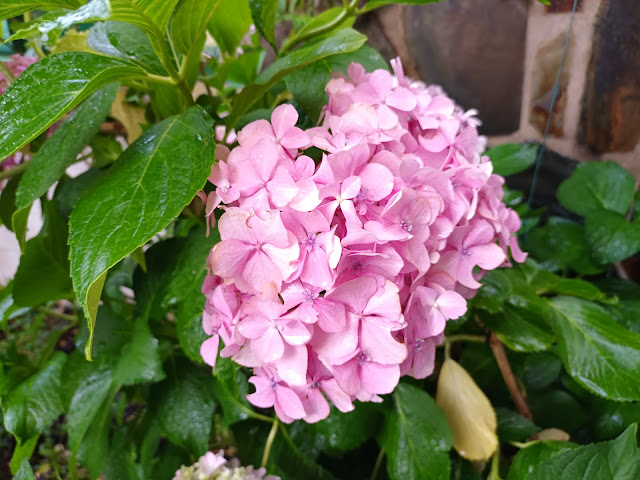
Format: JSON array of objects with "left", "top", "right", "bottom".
[
  {"left": 165, "top": 227, "right": 219, "bottom": 362},
  {"left": 557, "top": 161, "right": 635, "bottom": 217},
  {"left": 3, "top": 352, "right": 66, "bottom": 443},
  {"left": 496, "top": 408, "right": 540, "bottom": 442},
  {"left": 88, "top": 21, "right": 167, "bottom": 75},
  {"left": 63, "top": 356, "right": 113, "bottom": 450},
  {"left": 360, "top": 0, "right": 445, "bottom": 14},
  {"left": 250, "top": 0, "right": 278, "bottom": 49},
  {"left": 592, "top": 399, "right": 640, "bottom": 440},
  {"left": 76, "top": 393, "right": 112, "bottom": 477},
  {"left": 524, "top": 217, "right": 603, "bottom": 275},
  {"left": 152, "top": 358, "right": 215, "bottom": 456},
  {"left": 227, "top": 28, "right": 367, "bottom": 128},
  {"left": 484, "top": 143, "right": 538, "bottom": 177},
  {"left": 13, "top": 84, "right": 119, "bottom": 241},
  {"left": 506, "top": 441, "right": 577, "bottom": 480},
  {"left": 6, "top": 0, "right": 110, "bottom": 42},
  {"left": 212, "top": 356, "right": 256, "bottom": 427},
  {"left": 0, "top": 52, "right": 144, "bottom": 161},
  {"left": 14, "top": 459, "right": 35, "bottom": 480},
  {"left": 0, "top": 175, "right": 29, "bottom": 247},
  {"left": 9, "top": 435, "right": 38, "bottom": 476},
  {"left": 0, "top": 0, "right": 81, "bottom": 21},
  {"left": 112, "top": 318, "right": 165, "bottom": 386},
  {"left": 56, "top": 168, "right": 108, "bottom": 219},
  {"left": 13, "top": 200, "right": 73, "bottom": 306},
  {"left": 527, "top": 390, "right": 587, "bottom": 433},
  {"left": 584, "top": 209, "right": 640, "bottom": 264},
  {"left": 519, "top": 352, "right": 563, "bottom": 391},
  {"left": 69, "top": 106, "right": 215, "bottom": 360},
  {"left": 527, "top": 424, "right": 640, "bottom": 480},
  {"left": 313, "top": 402, "right": 383, "bottom": 452},
  {"left": 549, "top": 296, "right": 640, "bottom": 401},
  {"left": 285, "top": 45, "right": 388, "bottom": 120},
  {"left": 109, "top": 0, "right": 181, "bottom": 34},
  {"left": 518, "top": 260, "right": 607, "bottom": 302},
  {"left": 478, "top": 305, "right": 554, "bottom": 352},
  {"left": 382, "top": 383, "right": 453, "bottom": 480},
  {"left": 207, "top": 0, "right": 251, "bottom": 55},
  {"left": 171, "top": 0, "right": 222, "bottom": 55}
]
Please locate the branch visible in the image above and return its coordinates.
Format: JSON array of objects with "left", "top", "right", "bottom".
[{"left": 488, "top": 332, "right": 534, "bottom": 422}]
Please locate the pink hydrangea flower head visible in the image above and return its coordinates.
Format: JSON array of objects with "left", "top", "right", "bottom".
[{"left": 199, "top": 57, "right": 526, "bottom": 423}]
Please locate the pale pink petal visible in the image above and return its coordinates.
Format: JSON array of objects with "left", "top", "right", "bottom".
[
  {"left": 275, "top": 386, "right": 306, "bottom": 419},
  {"left": 360, "top": 362, "right": 400, "bottom": 394},
  {"left": 252, "top": 327, "right": 284, "bottom": 363},
  {"left": 277, "top": 344, "right": 308, "bottom": 386},
  {"left": 200, "top": 335, "right": 219, "bottom": 367},
  {"left": 247, "top": 377, "right": 275, "bottom": 408}
]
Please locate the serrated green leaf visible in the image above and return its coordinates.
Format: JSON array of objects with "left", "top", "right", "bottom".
[
  {"left": 171, "top": 0, "right": 222, "bottom": 55},
  {"left": 0, "top": 0, "right": 81, "bottom": 21},
  {"left": 69, "top": 106, "right": 215, "bottom": 360},
  {"left": 592, "top": 399, "right": 640, "bottom": 441},
  {"left": 227, "top": 28, "right": 367, "bottom": 128},
  {"left": 549, "top": 296, "right": 640, "bottom": 401},
  {"left": 13, "top": 84, "right": 119, "bottom": 242},
  {"left": 13, "top": 200, "right": 73, "bottom": 306},
  {"left": 518, "top": 260, "right": 607, "bottom": 301},
  {"left": 383, "top": 383, "right": 453, "bottom": 480},
  {"left": 485, "top": 143, "right": 538, "bottom": 177},
  {"left": 88, "top": 21, "right": 167, "bottom": 75},
  {"left": 0, "top": 52, "right": 144, "bottom": 161},
  {"left": 207, "top": 0, "right": 251, "bottom": 55},
  {"left": 584, "top": 209, "right": 640, "bottom": 264},
  {"left": 527, "top": 424, "right": 640, "bottom": 480},
  {"left": 3, "top": 352, "right": 66, "bottom": 443},
  {"left": 250, "top": 0, "right": 278, "bottom": 49},
  {"left": 506, "top": 440, "right": 577, "bottom": 480},
  {"left": 285, "top": 45, "right": 388, "bottom": 120},
  {"left": 152, "top": 358, "right": 215, "bottom": 455},
  {"left": 557, "top": 161, "right": 635, "bottom": 217},
  {"left": 7, "top": 0, "right": 110, "bottom": 42},
  {"left": 360, "top": 0, "right": 445, "bottom": 14}
]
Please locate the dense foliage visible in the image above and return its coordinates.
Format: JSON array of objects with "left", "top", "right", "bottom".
[{"left": 1, "top": 1, "right": 639, "bottom": 480}]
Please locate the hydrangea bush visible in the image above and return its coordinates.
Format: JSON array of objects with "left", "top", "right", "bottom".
[{"left": 1, "top": 1, "right": 640, "bottom": 480}]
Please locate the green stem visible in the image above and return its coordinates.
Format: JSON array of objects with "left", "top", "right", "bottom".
[
  {"left": 370, "top": 449, "right": 385, "bottom": 480},
  {"left": 488, "top": 448, "right": 502, "bottom": 480},
  {"left": 38, "top": 306, "right": 78, "bottom": 323},
  {"left": 0, "top": 160, "right": 28, "bottom": 180},
  {"left": 0, "top": 61, "right": 16, "bottom": 83},
  {"left": 261, "top": 416, "right": 279, "bottom": 469},
  {"left": 442, "top": 334, "right": 487, "bottom": 345}
]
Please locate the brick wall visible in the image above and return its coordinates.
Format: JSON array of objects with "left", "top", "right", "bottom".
[{"left": 358, "top": 0, "right": 640, "bottom": 176}]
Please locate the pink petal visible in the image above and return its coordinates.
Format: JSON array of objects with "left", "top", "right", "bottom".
[
  {"left": 281, "top": 127, "right": 311, "bottom": 149},
  {"left": 300, "top": 387, "right": 331, "bottom": 423},
  {"left": 326, "top": 276, "right": 377, "bottom": 313},
  {"left": 200, "top": 335, "right": 219, "bottom": 367},
  {"left": 238, "top": 315, "right": 270, "bottom": 339},
  {"left": 271, "top": 104, "right": 298, "bottom": 139},
  {"left": 277, "top": 344, "right": 308, "bottom": 386},
  {"left": 247, "top": 377, "right": 275, "bottom": 408},
  {"left": 251, "top": 327, "right": 284, "bottom": 363},
  {"left": 360, "top": 318, "right": 407, "bottom": 365},
  {"left": 436, "top": 290, "right": 467, "bottom": 319},
  {"left": 243, "top": 251, "right": 282, "bottom": 294},
  {"left": 360, "top": 362, "right": 400, "bottom": 394},
  {"left": 386, "top": 87, "right": 417, "bottom": 111},
  {"left": 332, "top": 358, "right": 360, "bottom": 395},
  {"left": 341, "top": 176, "right": 361, "bottom": 199},
  {"left": 279, "top": 319, "right": 311, "bottom": 345},
  {"left": 211, "top": 241, "right": 253, "bottom": 279},
  {"left": 358, "top": 163, "right": 394, "bottom": 201},
  {"left": 319, "top": 378, "right": 354, "bottom": 413},
  {"left": 275, "top": 385, "right": 306, "bottom": 419}
]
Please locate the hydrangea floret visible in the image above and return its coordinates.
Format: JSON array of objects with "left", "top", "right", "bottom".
[
  {"left": 200, "top": 58, "right": 526, "bottom": 423},
  {"left": 173, "top": 451, "right": 280, "bottom": 480}
]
